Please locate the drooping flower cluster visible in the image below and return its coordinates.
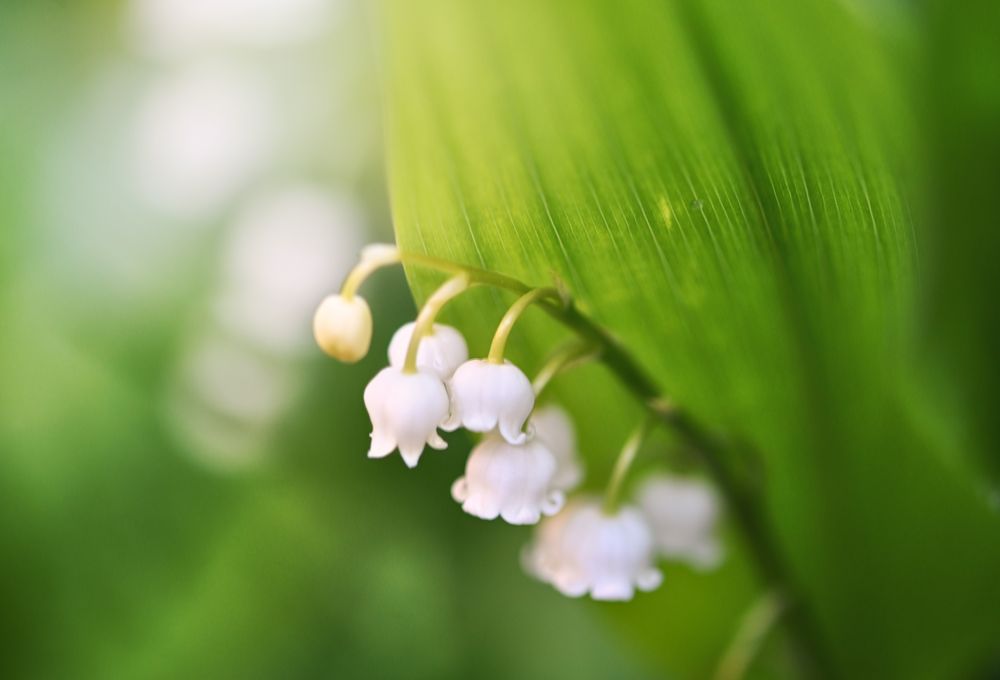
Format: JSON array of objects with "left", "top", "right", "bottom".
[
  {"left": 364, "top": 319, "right": 571, "bottom": 523},
  {"left": 314, "top": 244, "right": 726, "bottom": 601},
  {"left": 519, "top": 473, "right": 725, "bottom": 600}
]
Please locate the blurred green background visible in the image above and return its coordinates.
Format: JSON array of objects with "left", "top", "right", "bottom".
[
  {"left": 0, "top": 1, "right": 665, "bottom": 677},
  {"left": 2, "top": 0, "right": 999, "bottom": 679}
]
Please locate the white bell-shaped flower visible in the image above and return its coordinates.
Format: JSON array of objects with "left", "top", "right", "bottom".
[
  {"left": 387, "top": 322, "right": 468, "bottom": 379},
  {"left": 313, "top": 294, "right": 372, "bottom": 363},
  {"left": 363, "top": 366, "right": 450, "bottom": 468},
  {"left": 522, "top": 498, "right": 663, "bottom": 601},
  {"left": 636, "top": 474, "right": 723, "bottom": 570},
  {"left": 445, "top": 359, "right": 534, "bottom": 443},
  {"left": 529, "top": 404, "right": 584, "bottom": 491},
  {"left": 450, "top": 434, "right": 564, "bottom": 525}
]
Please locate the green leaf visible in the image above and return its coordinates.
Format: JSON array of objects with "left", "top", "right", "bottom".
[{"left": 379, "top": 0, "right": 1000, "bottom": 678}]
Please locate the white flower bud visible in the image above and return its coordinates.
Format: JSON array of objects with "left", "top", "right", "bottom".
[
  {"left": 529, "top": 404, "right": 584, "bottom": 492},
  {"left": 445, "top": 359, "right": 534, "bottom": 444},
  {"left": 364, "top": 366, "right": 450, "bottom": 468},
  {"left": 522, "top": 498, "right": 663, "bottom": 601},
  {"left": 450, "top": 435, "right": 564, "bottom": 525},
  {"left": 387, "top": 322, "right": 468, "bottom": 379},
  {"left": 636, "top": 474, "right": 723, "bottom": 570},
  {"left": 313, "top": 294, "right": 372, "bottom": 363}
]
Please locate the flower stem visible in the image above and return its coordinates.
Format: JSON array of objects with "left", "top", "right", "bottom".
[
  {"left": 402, "top": 273, "right": 471, "bottom": 373},
  {"left": 603, "top": 415, "right": 653, "bottom": 514},
  {"left": 532, "top": 342, "right": 601, "bottom": 397},
  {"left": 341, "top": 246, "right": 402, "bottom": 298},
  {"left": 398, "top": 251, "right": 534, "bottom": 293},
  {"left": 649, "top": 405, "right": 827, "bottom": 678},
  {"left": 714, "top": 590, "right": 787, "bottom": 680},
  {"left": 487, "top": 287, "right": 561, "bottom": 364}
]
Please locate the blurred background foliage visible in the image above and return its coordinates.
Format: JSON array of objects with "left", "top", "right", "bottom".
[
  {"left": 0, "top": 0, "right": 998, "bottom": 679},
  {"left": 0, "top": 0, "right": 658, "bottom": 678}
]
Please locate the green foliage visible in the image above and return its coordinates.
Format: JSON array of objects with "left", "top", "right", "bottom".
[
  {"left": 380, "top": 0, "right": 1000, "bottom": 677},
  {"left": 0, "top": 2, "right": 660, "bottom": 678}
]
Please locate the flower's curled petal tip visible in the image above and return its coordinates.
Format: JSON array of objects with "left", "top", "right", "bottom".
[
  {"left": 367, "top": 432, "right": 395, "bottom": 459},
  {"left": 501, "top": 507, "right": 541, "bottom": 526},
  {"left": 553, "top": 576, "right": 588, "bottom": 598},
  {"left": 463, "top": 413, "right": 499, "bottom": 433},
  {"left": 637, "top": 568, "right": 664, "bottom": 592},
  {"left": 450, "top": 477, "right": 469, "bottom": 503},
  {"left": 463, "top": 500, "right": 500, "bottom": 521},
  {"left": 542, "top": 490, "right": 565, "bottom": 516},
  {"left": 440, "top": 411, "right": 462, "bottom": 432},
  {"left": 591, "top": 582, "right": 635, "bottom": 602},
  {"left": 498, "top": 408, "right": 531, "bottom": 444},
  {"left": 427, "top": 431, "right": 448, "bottom": 450},
  {"left": 399, "top": 447, "right": 423, "bottom": 468},
  {"left": 499, "top": 427, "right": 528, "bottom": 445}
]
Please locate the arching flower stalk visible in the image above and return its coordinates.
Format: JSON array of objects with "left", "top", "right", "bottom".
[
  {"left": 521, "top": 342, "right": 599, "bottom": 493},
  {"left": 446, "top": 287, "right": 558, "bottom": 443},
  {"left": 313, "top": 243, "right": 401, "bottom": 362},
  {"left": 314, "top": 244, "right": 814, "bottom": 619}
]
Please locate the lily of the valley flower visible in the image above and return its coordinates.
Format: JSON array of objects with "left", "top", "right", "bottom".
[
  {"left": 529, "top": 404, "right": 584, "bottom": 492},
  {"left": 445, "top": 359, "right": 534, "bottom": 443},
  {"left": 364, "top": 366, "right": 450, "bottom": 468},
  {"left": 636, "top": 474, "right": 723, "bottom": 570},
  {"left": 313, "top": 294, "right": 372, "bottom": 362},
  {"left": 451, "top": 435, "right": 564, "bottom": 525},
  {"left": 523, "top": 498, "right": 663, "bottom": 601},
  {"left": 388, "top": 322, "right": 468, "bottom": 379}
]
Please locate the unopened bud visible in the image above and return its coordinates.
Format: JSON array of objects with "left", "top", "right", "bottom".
[{"left": 313, "top": 294, "right": 373, "bottom": 363}]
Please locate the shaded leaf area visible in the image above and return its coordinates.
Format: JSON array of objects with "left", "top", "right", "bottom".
[
  {"left": 380, "top": 0, "right": 1000, "bottom": 677},
  {"left": 919, "top": 0, "right": 1000, "bottom": 485}
]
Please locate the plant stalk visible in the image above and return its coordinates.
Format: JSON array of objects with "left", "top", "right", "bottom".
[{"left": 603, "top": 415, "right": 653, "bottom": 514}]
